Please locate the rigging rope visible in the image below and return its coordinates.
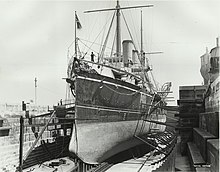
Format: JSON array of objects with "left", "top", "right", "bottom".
[
  {"left": 121, "top": 11, "right": 154, "bottom": 93},
  {"left": 100, "top": 11, "right": 116, "bottom": 62},
  {"left": 125, "top": 1, "right": 140, "bottom": 51},
  {"left": 82, "top": 13, "right": 116, "bottom": 58},
  {"left": 79, "top": 38, "right": 112, "bottom": 50},
  {"left": 110, "top": 30, "right": 116, "bottom": 58},
  {"left": 78, "top": 39, "right": 99, "bottom": 54},
  {"left": 82, "top": 10, "right": 100, "bottom": 54}
]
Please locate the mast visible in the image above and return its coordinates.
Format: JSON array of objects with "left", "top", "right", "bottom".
[
  {"left": 34, "top": 77, "right": 37, "bottom": 106},
  {"left": 116, "top": 0, "right": 121, "bottom": 58},
  {"left": 140, "top": 10, "right": 144, "bottom": 66},
  {"left": 75, "top": 11, "right": 77, "bottom": 58},
  {"left": 84, "top": 2, "right": 153, "bottom": 59}
]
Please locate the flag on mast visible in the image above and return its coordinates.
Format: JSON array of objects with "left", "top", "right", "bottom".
[{"left": 75, "top": 14, "right": 82, "bottom": 29}]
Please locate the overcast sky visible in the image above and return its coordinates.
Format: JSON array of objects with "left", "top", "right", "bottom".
[{"left": 0, "top": 0, "right": 219, "bottom": 106}]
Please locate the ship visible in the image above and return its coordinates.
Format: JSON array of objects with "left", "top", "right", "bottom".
[
  {"left": 17, "top": 1, "right": 175, "bottom": 171},
  {"left": 66, "top": 0, "right": 169, "bottom": 164},
  {"left": 200, "top": 37, "right": 219, "bottom": 112}
]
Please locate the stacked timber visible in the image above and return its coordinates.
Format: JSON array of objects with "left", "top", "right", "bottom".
[{"left": 177, "top": 85, "right": 206, "bottom": 155}]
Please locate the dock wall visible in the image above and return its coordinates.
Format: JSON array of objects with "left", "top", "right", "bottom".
[{"left": 177, "top": 85, "right": 219, "bottom": 172}]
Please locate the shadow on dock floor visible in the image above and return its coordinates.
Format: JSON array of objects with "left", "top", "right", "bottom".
[{"left": 175, "top": 139, "right": 192, "bottom": 172}]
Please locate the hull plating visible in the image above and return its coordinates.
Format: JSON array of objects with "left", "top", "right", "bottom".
[
  {"left": 68, "top": 74, "right": 166, "bottom": 164},
  {"left": 69, "top": 119, "right": 166, "bottom": 164}
]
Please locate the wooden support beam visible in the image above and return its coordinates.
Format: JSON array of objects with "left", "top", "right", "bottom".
[
  {"left": 84, "top": 5, "right": 153, "bottom": 13},
  {"left": 144, "top": 119, "right": 176, "bottom": 128},
  {"left": 134, "top": 135, "right": 168, "bottom": 155}
]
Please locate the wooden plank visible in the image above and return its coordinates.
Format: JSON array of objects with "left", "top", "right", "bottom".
[
  {"left": 195, "top": 167, "right": 211, "bottom": 172},
  {"left": 187, "top": 142, "right": 206, "bottom": 166}
]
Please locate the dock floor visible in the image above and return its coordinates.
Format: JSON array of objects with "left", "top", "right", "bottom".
[{"left": 175, "top": 140, "right": 192, "bottom": 172}]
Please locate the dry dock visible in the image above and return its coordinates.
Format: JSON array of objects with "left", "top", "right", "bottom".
[{"left": 0, "top": 84, "right": 219, "bottom": 172}]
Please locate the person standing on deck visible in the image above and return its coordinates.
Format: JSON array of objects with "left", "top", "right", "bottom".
[{"left": 91, "top": 52, "right": 95, "bottom": 62}]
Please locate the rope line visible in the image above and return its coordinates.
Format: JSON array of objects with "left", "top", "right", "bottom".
[
  {"left": 121, "top": 11, "right": 154, "bottom": 93},
  {"left": 100, "top": 11, "right": 116, "bottom": 62}
]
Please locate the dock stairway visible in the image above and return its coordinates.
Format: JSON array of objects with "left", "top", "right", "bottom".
[{"left": 187, "top": 142, "right": 206, "bottom": 168}]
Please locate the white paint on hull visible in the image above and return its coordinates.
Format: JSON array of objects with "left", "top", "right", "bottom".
[{"left": 69, "top": 118, "right": 166, "bottom": 164}]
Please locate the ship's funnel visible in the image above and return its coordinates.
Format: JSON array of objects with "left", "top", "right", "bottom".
[
  {"left": 216, "top": 37, "right": 219, "bottom": 47},
  {"left": 122, "top": 40, "right": 133, "bottom": 67},
  {"left": 132, "top": 50, "right": 139, "bottom": 65}
]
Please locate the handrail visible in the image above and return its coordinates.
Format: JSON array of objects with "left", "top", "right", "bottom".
[{"left": 23, "top": 110, "right": 56, "bottom": 162}]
